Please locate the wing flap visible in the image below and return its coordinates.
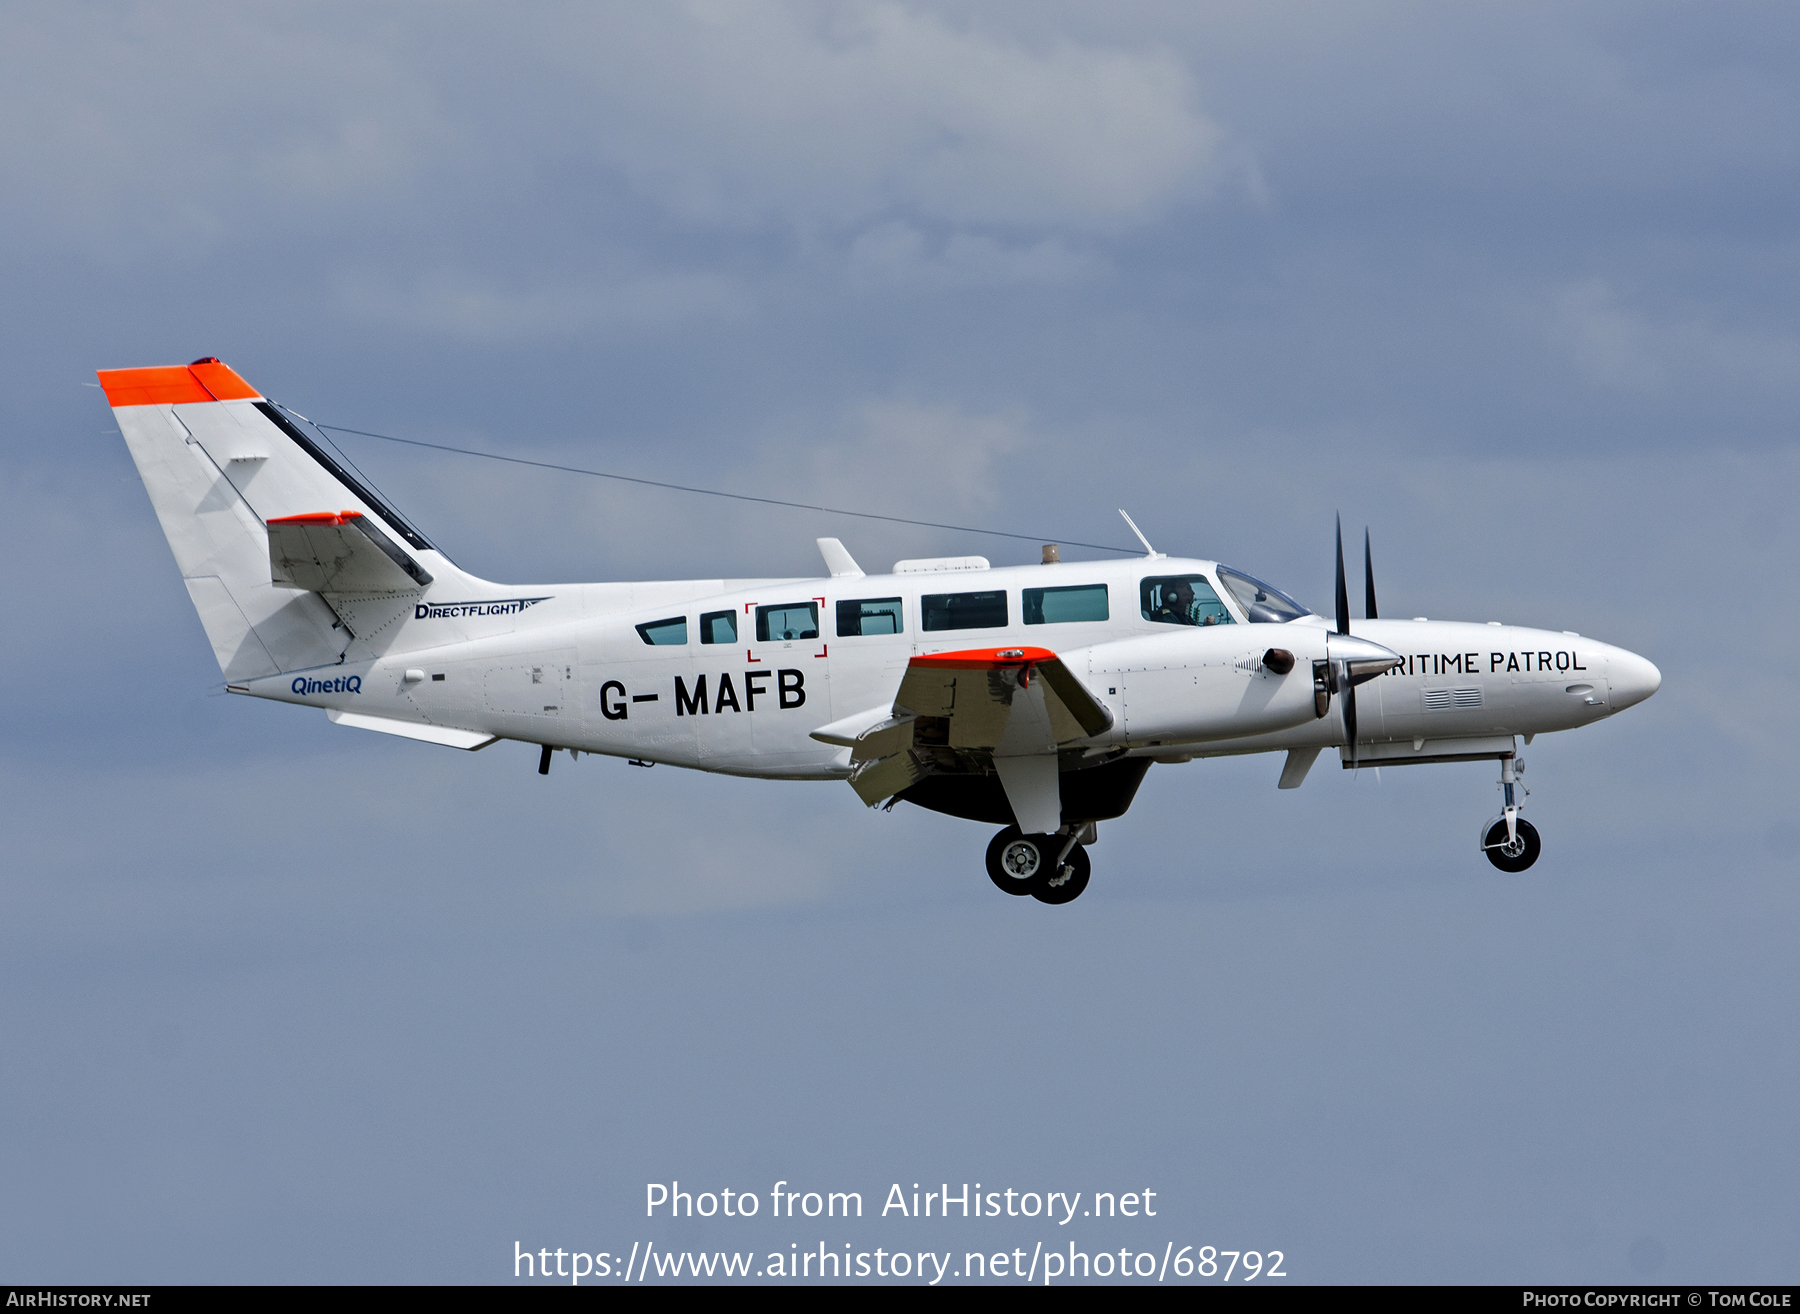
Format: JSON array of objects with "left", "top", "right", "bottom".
[
  {"left": 810, "top": 704, "right": 919, "bottom": 761},
  {"left": 848, "top": 747, "right": 927, "bottom": 806},
  {"left": 897, "top": 646, "right": 1110, "bottom": 750},
  {"left": 850, "top": 713, "right": 918, "bottom": 763},
  {"left": 840, "top": 646, "right": 1114, "bottom": 808}
]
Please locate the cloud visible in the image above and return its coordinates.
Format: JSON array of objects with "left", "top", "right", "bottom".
[
  {"left": 1549, "top": 280, "right": 1668, "bottom": 393},
  {"left": 334, "top": 262, "right": 754, "bottom": 341},
  {"left": 1549, "top": 278, "right": 1800, "bottom": 396},
  {"left": 548, "top": 1, "right": 1225, "bottom": 232},
  {"left": 0, "top": 6, "right": 443, "bottom": 248},
  {"left": 845, "top": 220, "right": 1105, "bottom": 288},
  {"left": 0, "top": 3, "right": 1228, "bottom": 254}
]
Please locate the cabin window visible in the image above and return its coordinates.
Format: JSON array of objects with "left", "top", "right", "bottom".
[
  {"left": 1215, "top": 567, "right": 1311, "bottom": 624},
  {"left": 635, "top": 616, "right": 688, "bottom": 645},
  {"left": 921, "top": 590, "right": 1008, "bottom": 631},
  {"left": 1140, "top": 576, "right": 1234, "bottom": 627},
  {"left": 699, "top": 610, "right": 737, "bottom": 645},
  {"left": 1023, "top": 583, "right": 1108, "bottom": 625},
  {"left": 755, "top": 602, "right": 819, "bottom": 642},
  {"left": 837, "top": 597, "right": 904, "bottom": 637}
]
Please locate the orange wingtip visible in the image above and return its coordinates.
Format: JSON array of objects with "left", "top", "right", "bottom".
[
  {"left": 911, "top": 646, "right": 1057, "bottom": 669},
  {"left": 268, "top": 511, "right": 363, "bottom": 526},
  {"left": 97, "top": 358, "right": 262, "bottom": 407}
]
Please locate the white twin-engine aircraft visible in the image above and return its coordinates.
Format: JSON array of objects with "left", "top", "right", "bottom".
[{"left": 104, "top": 359, "right": 1661, "bottom": 905}]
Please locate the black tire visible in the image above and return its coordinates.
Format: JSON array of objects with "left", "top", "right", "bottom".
[
  {"left": 1483, "top": 818, "right": 1541, "bottom": 872},
  {"left": 986, "top": 827, "right": 1050, "bottom": 896},
  {"left": 1032, "top": 844, "right": 1091, "bottom": 904}
]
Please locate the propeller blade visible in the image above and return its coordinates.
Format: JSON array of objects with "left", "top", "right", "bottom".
[
  {"left": 1364, "top": 528, "right": 1378, "bottom": 620},
  {"left": 1334, "top": 515, "right": 1349, "bottom": 636},
  {"left": 1343, "top": 670, "right": 1359, "bottom": 765}
]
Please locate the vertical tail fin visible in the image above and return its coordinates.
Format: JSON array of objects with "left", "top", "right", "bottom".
[{"left": 101, "top": 358, "right": 464, "bottom": 680}]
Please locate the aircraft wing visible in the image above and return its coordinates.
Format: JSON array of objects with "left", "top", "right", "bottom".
[
  {"left": 892, "top": 646, "right": 1112, "bottom": 745},
  {"left": 267, "top": 511, "right": 433, "bottom": 593},
  {"left": 815, "top": 645, "right": 1113, "bottom": 817}
]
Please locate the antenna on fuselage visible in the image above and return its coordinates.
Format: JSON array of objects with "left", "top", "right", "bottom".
[{"left": 1118, "top": 510, "right": 1163, "bottom": 560}]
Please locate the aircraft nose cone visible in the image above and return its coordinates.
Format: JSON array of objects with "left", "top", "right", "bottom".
[{"left": 1610, "top": 649, "right": 1662, "bottom": 712}]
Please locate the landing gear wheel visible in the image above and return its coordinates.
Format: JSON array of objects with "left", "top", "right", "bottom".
[
  {"left": 1483, "top": 818, "right": 1541, "bottom": 872},
  {"left": 986, "top": 827, "right": 1049, "bottom": 896},
  {"left": 1033, "top": 844, "right": 1091, "bottom": 905}
]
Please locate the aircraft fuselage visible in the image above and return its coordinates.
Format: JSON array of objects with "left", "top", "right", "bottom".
[{"left": 233, "top": 555, "right": 1658, "bottom": 779}]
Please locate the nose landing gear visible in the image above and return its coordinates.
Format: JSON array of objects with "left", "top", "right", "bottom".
[
  {"left": 985, "top": 826, "right": 1094, "bottom": 904},
  {"left": 1482, "top": 816, "right": 1541, "bottom": 872},
  {"left": 1479, "top": 751, "right": 1541, "bottom": 871}
]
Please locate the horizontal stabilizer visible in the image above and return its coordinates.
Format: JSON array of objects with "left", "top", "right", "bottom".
[
  {"left": 269, "top": 511, "right": 432, "bottom": 593},
  {"left": 326, "top": 709, "right": 496, "bottom": 750}
]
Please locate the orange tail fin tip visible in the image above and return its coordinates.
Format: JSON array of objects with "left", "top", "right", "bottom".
[{"left": 97, "top": 357, "right": 260, "bottom": 407}]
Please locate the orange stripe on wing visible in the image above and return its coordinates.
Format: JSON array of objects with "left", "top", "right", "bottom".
[
  {"left": 909, "top": 646, "right": 1057, "bottom": 670},
  {"left": 268, "top": 511, "right": 363, "bottom": 526}
]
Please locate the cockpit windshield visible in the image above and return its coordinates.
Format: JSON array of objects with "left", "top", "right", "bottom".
[{"left": 1216, "top": 566, "right": 1312, "bottom": 623}]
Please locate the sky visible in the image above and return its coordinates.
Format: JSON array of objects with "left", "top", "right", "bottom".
[{"left": 2, "top": 0, "right": 1797, "bottom": 1285}]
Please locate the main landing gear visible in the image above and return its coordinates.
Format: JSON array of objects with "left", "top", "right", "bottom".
[
  {"left": 986, "top": 826, "right": 1094, "bottom": 904},
  {"left": 1479, "top": 752, "right": 1541, "bottom": 872}
]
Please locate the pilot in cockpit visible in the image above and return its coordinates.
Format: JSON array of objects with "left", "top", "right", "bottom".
[
  {"left": 1153, "top": 580, "right": 1197, "bottom": 625},
  {"left": 1153, "top": 580, "right": 1221, "bottom": 626}
]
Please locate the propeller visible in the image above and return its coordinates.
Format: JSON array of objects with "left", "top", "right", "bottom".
[
  {"left": 1335, "top": 515, "right": 1351, "bottom": 638},
  {"left": 1335, "top": 516, "right": 1358, "bottom": 762},
  {"left": 1330, "top": 520, "right": 1397, "bottom": 767},
  {"left": 1364, "top": 528, "right": 1378, "bottom": 620}
]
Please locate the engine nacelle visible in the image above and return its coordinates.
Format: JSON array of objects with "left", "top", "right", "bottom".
[{"left": 1072, "top": 624, "right": 1361, "bottom": 747}]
